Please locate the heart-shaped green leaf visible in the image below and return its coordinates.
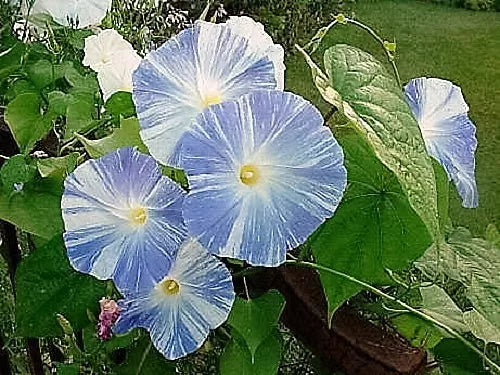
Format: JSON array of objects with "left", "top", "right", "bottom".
[
  {"left": 15, "top": 236, "right": 107, "bottom": 337},
  {"left": 75, "top": 117, "right": 148, "bottom": 158},
  {"left": 311, "top": 130, "right": 431, "bottom": 316},
  {"left": 227, "top": 290, "right": 285, "bottom": 360},
  {"left": 219, "top": 329, "right": 282, "bottom": 375},
  {"left": 300, "top": 44, "right": 439, "bottom": 242},
  {"left": 4, "top": 93, "right": 56, "bottom": 154},
  {"left": 0, "top": 175, "right": 64, "bottom": 239}
]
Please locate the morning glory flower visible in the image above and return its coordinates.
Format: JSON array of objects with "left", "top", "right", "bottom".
[
  {"left": 133, "top": 19, "right": 284, "bottom": 166},
  {"left": 179, "top": 90, "right": 347, "bottom": 267},
  {"left": 61, "top": 147, "right": 187, "bottom": 291},
  {"left": 114, "top": 238, "right": 235, "bottom": 360},
  {"left": 83, "top": 29, "right": 136, "bottom": 73},
  {"left": 225, "top": 16, "right": 285, "bottom": 90},
  {"left": 98, "top": 50, "right": 142, "bottom": 101},
  {"left": 405, "top": 77, "right": 478, "bottom": 208},
  {"left": 26, "top": 0, "right": 112, "bottom": 28},
  {"left": 82, "top": 29, "right": 142, "bottom": 101}
]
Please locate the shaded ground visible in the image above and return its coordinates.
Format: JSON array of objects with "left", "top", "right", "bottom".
[{"left": 285, "top": 0, "right": 500, "bottom": 236}]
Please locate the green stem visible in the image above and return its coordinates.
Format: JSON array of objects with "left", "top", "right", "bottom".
[
  {"left": 285, "top": 260, "right": 500, "bottom": 373},
  {"left": 304, "top": 20, "right": 338, "bottom": 52},
  {"left": 346, "top": 19, "right": 402, "bottom": 88},
  {"left": 136, "top": 341, "right": 151, "bottom": 375},
  {"left": 303, "top": 16, "right": 402, "bottom": 88}
]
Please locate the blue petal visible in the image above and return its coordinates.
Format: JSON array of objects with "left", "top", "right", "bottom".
[
  {"left": 62, "top": 147, "right": 187, "bottom": 292},
  {"left": 405, "top": 77, "right": 478, "bottom": 208},
  {"left": 114, "top": 239, "right": 234, "bottom": 360},
  {"left": 133, "top": 21, "right": 278, "bottom": 166},
  {"left": 180, "top": 90, "right": 347, "bottom": 266}
]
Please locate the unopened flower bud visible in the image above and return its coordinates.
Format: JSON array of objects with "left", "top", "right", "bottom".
[{"left": 97, "top": 297, "right": 120, "bottom": 341}]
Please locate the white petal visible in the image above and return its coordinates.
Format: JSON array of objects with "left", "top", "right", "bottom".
[
  {"left": 83, "top": 29, "right": 135, "bottom": 73},
  {"left": 29, "top": 0, "right": 111, "bottom": 28},
  {"left": 98, "top": 50, "right": 142, "bottom": 101}
]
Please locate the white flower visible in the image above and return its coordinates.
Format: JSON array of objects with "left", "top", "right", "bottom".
[
  {"left": 26, "top": 0, "right": 112, "bottom": 28},
  {"left": 83, "top": 29, "right": 135, "bottom": 73},
  {"left": 97, "top": 50, "right": 142, "bottom": 101},
  {"left": 82, "top": 29, "right": 141, "bottom": 102}
]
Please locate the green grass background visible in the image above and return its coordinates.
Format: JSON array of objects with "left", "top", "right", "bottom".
[{"left": 285, "top": 0, "right": 499, "bottom": 236}]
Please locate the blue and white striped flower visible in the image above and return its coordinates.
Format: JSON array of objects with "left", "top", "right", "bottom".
[
  {"left": 114, "top": 238, "right": 235, "bottom": 360},
  {"left": 179, "top": 90, "right": 347, "bottom": 267},
  {"left": 405, "top": 77, "right": 478, "bottom": 208},
  {"left": 61, "top": 147, "right": 187, "bottom": 291},
  {"left": 133, "top": 19, "right": 284, "bottom": 166}
]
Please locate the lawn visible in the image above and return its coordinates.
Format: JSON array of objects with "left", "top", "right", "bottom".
[{"left": 285, "top": 0, "right": 500, "bottom": 236}]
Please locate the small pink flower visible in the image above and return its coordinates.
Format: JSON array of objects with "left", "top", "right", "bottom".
[{"left": 97, "top": 297, "right": 120, "bottom": 340}]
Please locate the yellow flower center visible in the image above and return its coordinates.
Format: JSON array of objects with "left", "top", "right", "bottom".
[
  {"left": 240, "top": 164, "right": 260, "bottom": 186},
  {"left": 129, "top": 207, "right": 147, "bottom": 225},
  {"left": 201, "top": 94, "right": 222, "bottom": 108},
  {"left": 159, "top": 279, "right": 180, "bottom": 296}
]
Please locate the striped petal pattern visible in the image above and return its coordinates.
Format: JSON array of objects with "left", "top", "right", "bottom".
[
  {"left": 133, "top": 20, "right": 280, "bottom": 166},
  {"left": 114, "top": 238, "right": 235, "bottom": 360},
  {"left": 180, "top": 90, "right": 347, "bottom": 267},
  {"left": 61, "top": 147, "right": 187, "bottom": 292},
  {"left": 405, "top": 77, "right": 478, "bottom": 208},
  {"left": 225, "top": 16, "right": 285, "bottom": 90}
]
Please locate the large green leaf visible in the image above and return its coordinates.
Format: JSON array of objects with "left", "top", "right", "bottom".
[
  {"left": 4, "top": 93, "right": 56, "bottom": 154},
  {"left": 0, "top": 175, "right": 64, "bottom": 239},
  {"left": 419, "top": 285, "right": 468, "bottom": 333},
  {"left": 463, "top": 309, "right": 500, "bottom": 345},
  {"left": 299, "top": 44, "right": 439, "bottom": 241},
  {"left": 392, "top": 314, "right": 444, "bottom": 349},
  {"left": 47, "top": 91, "right": 71, "bottom": 116},
  {"left": 0, "top": 43, "right": 25, "bottom": 81},
  {"left": 37, "top": 153, "right": 78, "bottom": 178},
  {"left": 0, "top": 154, "right": 37, "bottom": 192},
  {"left": 219, "top": 329, "right": 282, "bottom": 375},
  {"left": 311, "top": 130, "right": 431, "bottom": 316},
  {"left": 227, "top": 290, "right": 285, "bottom": 360},
  {"left": 417, "top": 227, "right": 500, "bottom": 336},
  {"left": 75, "top": 117, "right": 148, "bottom": 158},
  {"left": 15, "top": 236, "right": 107, "bottom": 337},
  {"left": 105, "top": 91, "right": 136, "bottom": 123},
  {"left": 62, "top": 66, "right": 99, "bottom": 139},
  {"left": 433, "top": 338, "right": 489, "bottom": 375},
  {"left": 27, "top": 59, "right": 54, "bottom": 89},
  {"left": 432, "top": 160, "right": 450, "bottom": 232},
  {"left": 83, "top": 326, "right": 140, "bottom": 355},
  {"left": 64, "top": 97, "right": 97, "bottom": 139},
  {"left": 116, "top": 336, "right": 176, "bottom": 375}
]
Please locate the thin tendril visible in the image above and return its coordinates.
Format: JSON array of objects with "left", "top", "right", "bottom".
[
  {"left": 346, "top": 19, "right": 402, "bottom": 88},
  {"left": 302, "top": 15, "right": 402, "bottom": 88},
  {"left": 243, "top": 276, "right": 250, "bottom": 300}
]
